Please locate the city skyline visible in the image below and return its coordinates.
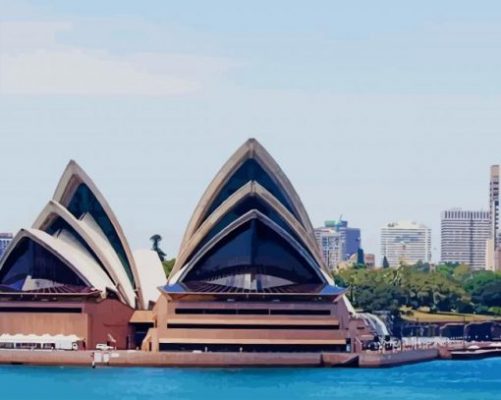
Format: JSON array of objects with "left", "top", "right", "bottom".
[
  {"left": 1, "top": 156, "right": 497, "bottom": 265},
  {"left": 1, "top": 1, "right": 501, "bottom": 262}
]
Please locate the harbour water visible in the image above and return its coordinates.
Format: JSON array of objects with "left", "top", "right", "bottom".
[{"left": 0, "top": 359, "right": 500, "bottom": 400}]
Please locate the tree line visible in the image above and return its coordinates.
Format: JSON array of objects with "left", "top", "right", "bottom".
[{"left": 334, "top": 262, "right": 501, "bottom": 317}]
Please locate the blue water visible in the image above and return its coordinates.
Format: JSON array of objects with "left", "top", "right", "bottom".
[{"left": 0, "top": 359, "right": 500, "bottom": 400}]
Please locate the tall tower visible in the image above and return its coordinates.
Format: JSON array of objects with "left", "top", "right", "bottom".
[
  {"left": 490, "top": 165, "right": 500, "bottom": 246},
  {"left": 441, "top": 209, "right": 490, "bottom": 270},
  {"left": 489, "top": 165, "right": 500, "bottom": 270}
]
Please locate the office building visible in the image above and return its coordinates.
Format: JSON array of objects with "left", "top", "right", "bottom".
[
  {"left": 487, "top": 165, "right": 500, "bottom": 271},
  {"left": 441, "top": 209, "right": 490, "bottom": 270},
  {"left": 324, "top": 220, "right": 361, "bottom": 260},
  {"left": 314, "top": 227, "right": 342, "bottom": 270},
  {"left": 380, "top": 221, "right": 432, "bottom": 267},
  {"left": 0, "top": 233, "right": 13, "bottom": 258},
  {"left": 314, "top": 220, "right": 361, "bottom": 269},
  {"left": 490, "top": 165, "right": 500, "bottom": 246}
]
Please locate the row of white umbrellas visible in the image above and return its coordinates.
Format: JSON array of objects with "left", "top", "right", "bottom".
[{"left": 0, "top": 333, "right": 81, "bottom": 343}]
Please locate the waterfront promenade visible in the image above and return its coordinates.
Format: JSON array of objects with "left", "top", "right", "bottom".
[{"left": 0, "top": 348, "right": 439, "bottom": 368}]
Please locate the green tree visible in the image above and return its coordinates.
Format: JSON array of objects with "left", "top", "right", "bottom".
[
  {"left": 150, "top": 234, "right": 167, "bottom": 262},
  {"left": 463, "top": 271, "right": 501, "bottom": 312},
  {"left": 334, "top": 268, "right": 403, "bottom": 316},
  {"left": 333, "top": 260, "right": 501, "bottom": 316},
  {"left": 334, "top": 263, "right": 473, "bottom": 316},
  {"left": 162, "top": 258, "right": 176, "bottom": 278},
  {"left": 435, "top": 262, "right": 459, "bottom": 278},
  {"left": 382, "top": 256, "right": 390, "bottom": 269},
  {"left": 411, "top": 260, "right": 431, "bottom": 273},
  {"left": 479, "top": 281, "right": 501, "bottom": 308}
]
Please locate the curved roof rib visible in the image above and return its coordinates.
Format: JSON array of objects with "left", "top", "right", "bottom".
[
  {"left": 32, "top": 201, "right": 136, "bottom": 307},
  {"left": 180, "top": 139, "right": 316, "bottom": 248},
  {"left": 52, "top": 160, "right": 144, "bottom": 307},
  {"left": 172, "top": 181, "right": 327, "bottom": 278},
  {"left": 0, "top": 229, "right": 116, "bottom": 294},
  {"left": 171, "top": 210, "right": 327, "bottom": 285}
]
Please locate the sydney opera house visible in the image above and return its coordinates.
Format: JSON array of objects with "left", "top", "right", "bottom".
[
  {"left": 141, "top": 139, "right": 375, "bottom": 353},
  {"left": 0, "top": 139, "right": 378, "bottom": 354},
  {"left": 0, "top": 161, "right": 165, "bottom": 349}
]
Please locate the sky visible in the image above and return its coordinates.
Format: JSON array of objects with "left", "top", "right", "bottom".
[{"left": 1, "top": 1, "right": 500, "bottom": 262}]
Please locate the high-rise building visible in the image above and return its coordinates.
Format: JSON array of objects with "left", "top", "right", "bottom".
[
  {"left": 440, "top": 209, "right": 490, "bottom": 270},
  {"left": 486, "top": 165, "right": 500, "bottom": 271},
  {"left": 314, "top": 227, "right": 342, "bottom": 270},
  {"left": 0, "top": 233, "right": 13, "bottom": 258},
  {"left": 315, "top": 220, "right": 362, "bottom": 270},
  {"left": 488, "top": 165, "right": 500, "bottom": 270},
  {"left": 380, "top": 221, "right": 432, "bottom": 268},
  {"left": 324, "top": 220, "right": 361, "bottom": 260}
]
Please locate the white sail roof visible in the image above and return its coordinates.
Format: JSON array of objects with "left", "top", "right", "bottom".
[
  {"left": 0, "top": 229, "right": 116, "bottom": 294},
  {"left": 0, "top": 160, "right": 165, "bottom": 310}
]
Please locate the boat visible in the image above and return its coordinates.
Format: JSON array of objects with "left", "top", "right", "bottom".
[{"left": 450, "top": 344, "right": 501, "bottom": 360}]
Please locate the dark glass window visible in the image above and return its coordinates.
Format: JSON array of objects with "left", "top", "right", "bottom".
[
  {"left": 66, "top": 183, "right": 134, "bottom": 286},
  {"left": 183, "top": 218, "right": 322, "bottom": 289},
  {"left": 0, "top": 238, "right": 86, "bottom": 290},
  {"left": 174, "top": 308, "right": 330, "bottom": 316},
  {"left": 166, "top": 323, "right": 338, "bottom": 330},
  {"left": 160, "top": 343, "right": 346, "bottom": 353},
  {"left": 0, "top": 307, "right": 82, "bottom": 313},
  {"left": 201, "top": 159, "right": 300, "bottom": 227},
  {"left": 186, "top": 196, "right": 314, "bottom": 266}
]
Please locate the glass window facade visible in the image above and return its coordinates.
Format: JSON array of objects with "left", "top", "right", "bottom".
[
  {"left": 0, "top": 238, "right": 86, "bottom": 290},
  {"left": 201, "top": 159, "right": 300, "bottom": 226},
  {"left": 183, "top": 218, "right": 322, "bottom": 290},
  {"left": 66, "top": 183, "right": 134, "bottom": 286},
  {"left": 185, "top": 196, "right": 316, "bottom": 266}
]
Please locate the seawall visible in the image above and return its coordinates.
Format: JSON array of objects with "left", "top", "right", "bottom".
[
  {"left": 359, "top": 349, "right": 438, "bottom": 367},
  {"left": 0, "top": 349, "right": 439, "bottom": 368}
]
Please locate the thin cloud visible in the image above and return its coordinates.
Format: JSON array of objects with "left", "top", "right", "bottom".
[{"left": 0, "top": 21, "right": 233, "bottom": 96}]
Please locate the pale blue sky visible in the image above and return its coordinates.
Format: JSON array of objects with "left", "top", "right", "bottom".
[{"left": 1, "top": 1, "right": 500, "bottom": 262}]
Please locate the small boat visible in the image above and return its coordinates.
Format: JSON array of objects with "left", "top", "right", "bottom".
[{"left": 450, "top": 347, "right": 501, "bottom": 360}]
